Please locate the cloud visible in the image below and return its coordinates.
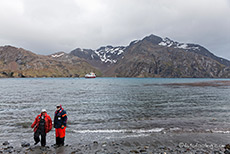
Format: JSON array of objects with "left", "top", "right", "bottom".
[{"left": 0, "top": 0, "right": 229, "bottom": 59}]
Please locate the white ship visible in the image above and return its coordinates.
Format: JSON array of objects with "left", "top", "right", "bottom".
[{"left": 85, "top": 72, "right": 96, "bottom": 78}]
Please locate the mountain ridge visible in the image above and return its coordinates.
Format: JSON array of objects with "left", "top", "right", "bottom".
[
  {"left": 69, "top": 34, "right": 230, "bottom": 67},
  {"left": 1, "top": 34, "right": 230, "bottom": 78},
  {"left": 108, "top": 42, "right": 229, "bottom": 78},
  {"left": 68, "top": 34, "right": 230, "bottom": 78},
  {"left": 0, "top": 45, "right": 101, "bottom": 78}
]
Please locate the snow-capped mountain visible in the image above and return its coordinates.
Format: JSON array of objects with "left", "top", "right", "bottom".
[
  {"left": 67, "top": 34, "right": 230, "bottom": 77},
  {"left": 106, "top": 34, "right": 230, "bottom": 78},
  {"left": 67, "top": 34, "right": 230, "bottom": 70}
]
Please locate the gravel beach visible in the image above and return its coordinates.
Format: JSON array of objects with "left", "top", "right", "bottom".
[{"left": 1, "top": 132, "right": 230, "bottom": 154}]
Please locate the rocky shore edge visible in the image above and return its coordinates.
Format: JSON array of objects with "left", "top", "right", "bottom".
[{"left": 1, "top": 139, "right": 230, "bottom": 154}]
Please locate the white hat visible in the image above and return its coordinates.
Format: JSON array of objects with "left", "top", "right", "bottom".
[{"left": 41, "top": 109, "right": 47, "bottom": 113}]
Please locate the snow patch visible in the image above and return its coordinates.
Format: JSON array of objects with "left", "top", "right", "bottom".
[
  {"left": 158, "top": 42, "right": 167, "bottom": 46},
  {"left": 158, "top": 38, "right": 201, "bottom": 51},
  {"left": 94, "top": 46, "right": 125, "bottom": 64},
  {"left": 51, "top": 53, "right": 64, "bottom": 58},
  {"left": 117, "top": 49, "right": 124, "bottom": 55},
  {"left": 177, "top": 44, "right": 188, "bottom": 49},
  {"left": 158, "top": 38, "right": 174, "bottom": 47}
]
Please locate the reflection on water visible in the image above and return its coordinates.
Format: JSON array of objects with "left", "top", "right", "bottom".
[{"left": 0, "top": 78, "right": 230, "bottom": 145}]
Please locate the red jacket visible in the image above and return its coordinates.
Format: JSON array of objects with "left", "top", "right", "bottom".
[{"left": 31, "top": 113, "right": 52, "bottom": 133}]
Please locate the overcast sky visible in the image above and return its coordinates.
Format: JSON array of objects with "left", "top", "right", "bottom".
[{"left": 0, "top": 0, "right": 229, "bottom": 59}]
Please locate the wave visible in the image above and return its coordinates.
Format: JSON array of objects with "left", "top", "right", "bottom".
[
  {"left": 106, "top": 133, "right": 151, "bottom": 139},
  {"left": 72, "top": 128, "right": 230, "bottom": 134},
  {"left": 72, "top": 128, "right": 165, "bottom": 134},
  {"left": 212, "top": 130, "right": 230, "bottom": 134}
]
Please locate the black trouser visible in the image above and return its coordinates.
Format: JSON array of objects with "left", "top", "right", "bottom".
[
  {"left": 56, "top": 137, "right": 65, "bottom": 146},
  {"left": 34, "top": 127, "right": 46, "bottom": 146}
]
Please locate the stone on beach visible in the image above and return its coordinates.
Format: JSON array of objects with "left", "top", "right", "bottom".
[
  {"left": 224, "top": 144, "right": 230, "bottom": 154},
  {"left": 21, "top": 142, "right": 30, "bottom": 147},
  {"left": 2, "top": 141, "right": 9, "bottom": 146}
]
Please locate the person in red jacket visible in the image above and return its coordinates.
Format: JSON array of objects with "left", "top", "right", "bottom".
[{"left": 31, "top": 109, "right": 52, "bottom": 146}]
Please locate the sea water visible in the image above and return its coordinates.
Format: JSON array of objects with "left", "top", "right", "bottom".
[{"left": 0, "top": 78, "right": 230, "bottom": 146}]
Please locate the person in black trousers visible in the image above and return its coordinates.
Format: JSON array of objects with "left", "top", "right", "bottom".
[{"left": 31, "top": 109, "right": 52, "bottom": 146}]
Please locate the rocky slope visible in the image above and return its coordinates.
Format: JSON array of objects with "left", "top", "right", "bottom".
[
  {"left": 147, "top": 35, "right": 230, "bottom": 66},
  {"left": 106, "top": 35, "right": 230, "bottom": 78},
  {"left": 0, "top": 46, "right": 101, "bottom": 78},
  {"left": 69, "top": 34, "right": 230, "bottom": 78}
]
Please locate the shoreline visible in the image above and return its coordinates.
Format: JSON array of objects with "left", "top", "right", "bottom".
[{"left": 1, "top": 132, "right": 230, "bottom": 153}]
